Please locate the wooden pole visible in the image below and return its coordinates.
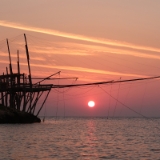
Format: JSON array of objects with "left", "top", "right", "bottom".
[
  {"left": 24, "top": 34, "right": 32, "bottom": 87},
  {"left": 6, "top": 39, "right": 13, "bottom": 75}
]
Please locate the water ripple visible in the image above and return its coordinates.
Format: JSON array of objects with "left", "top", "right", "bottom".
[{"left": 0, "top": 118, "right": 160, "bottom": 159}]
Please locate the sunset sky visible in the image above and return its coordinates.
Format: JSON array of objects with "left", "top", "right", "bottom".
[{"left": 0, "top": 0, "right": 160, "bottom": 117}]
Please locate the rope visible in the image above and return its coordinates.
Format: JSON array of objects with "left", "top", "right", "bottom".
[
  {"left": 99, "top": 86, "right": 148, "bottom": 118},
  {"left": 107, "top": 84, "right": 112, "bottom": 119},
  {"left": 112, "top": 77, "right": 121, "bottom": 117},
  {"left": 63, "top": 89, "right": 66, "bottom": 118},
  {"left": 55, "top": 72, "right": 60, "bottom": 121},
  {"left": 119, "top": 83, "right": 132, "bottom": 116},
  {"left": 52, "top": 75, "right": 160, "bottom": 88},
  {"left": 43, "top": 92, "right": 47, "bottom": 122},
  {"left": 140, "top": 81, "right": 148, "bottom": 114}
]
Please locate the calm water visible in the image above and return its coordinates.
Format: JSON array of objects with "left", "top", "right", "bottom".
[{"left": 0, "top": 117, "right": 160, "bottom": 160}]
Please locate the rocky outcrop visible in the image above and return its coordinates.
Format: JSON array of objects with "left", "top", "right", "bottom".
[{"left": 0, "top": 105, "right": 41, "bottom": 123}]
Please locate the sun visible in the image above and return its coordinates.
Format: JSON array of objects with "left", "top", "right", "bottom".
[{"left": 88, "top": 101, "right": 95, "bottom": 108}]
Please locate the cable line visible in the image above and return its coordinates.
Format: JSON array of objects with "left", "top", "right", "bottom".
[
  {"left": 99, "top": 86, "right": 148, "bottom": 118},
  {"left": 112, "top": 77, "right": 121, "bottom": 117},
  {"left": 52, "top": 75, "right": 160, "bottom": 88},
  {"left": 107, "top": 84, "right": 113, "bottom": 119}
]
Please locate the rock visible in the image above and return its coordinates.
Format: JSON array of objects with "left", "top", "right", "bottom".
[{"left": 0, "top": 105, "right": 41, "bottom": 124}]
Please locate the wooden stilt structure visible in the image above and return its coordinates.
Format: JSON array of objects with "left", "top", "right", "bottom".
[{"left": 0, "top": 34, "right": 53, "bottom": 119}]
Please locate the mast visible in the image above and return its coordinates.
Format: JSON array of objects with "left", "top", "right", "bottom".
[
  {"left": 17, "top": 50, "right": 21, "bottom": 110},
  {"left": 5, "top": 67, "right": 8, "bottom": 107},
  {"left": 24, "top": 33, "right": 32, "bottom": 87},
  {"left": 17, "top": 50, "right": 20, "bottom": 75},
  {"left": 17, "top": 50, "right": 20, "bottom": 85},
  {"left": 1, "top": 73, "right": 5, "bottom": 106},
  {"left": 6, "top": 39, "right": 14, "bottom": 108},
  {"left": 6, "top": 39, "right": 13, "bottom": 75},
  {"left": 24, "top": 34, "right": 32, "bottom": 111}
]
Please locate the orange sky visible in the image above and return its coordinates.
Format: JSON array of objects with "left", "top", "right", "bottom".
[{"left": 0, "top": 0, "right": 160, "bottom": 117}]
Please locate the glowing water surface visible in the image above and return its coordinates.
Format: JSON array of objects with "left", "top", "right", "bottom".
[{"left": 0, "top": 117, "right": 160, "bottom": 159}]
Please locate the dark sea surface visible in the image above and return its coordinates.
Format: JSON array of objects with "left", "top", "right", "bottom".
[{"left": 0, "top": 117, "right": 160, "bottom": 160}]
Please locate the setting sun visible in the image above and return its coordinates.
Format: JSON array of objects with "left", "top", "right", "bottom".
[{"left": 88, "top": 101, "right": 95, "bottom": 108}]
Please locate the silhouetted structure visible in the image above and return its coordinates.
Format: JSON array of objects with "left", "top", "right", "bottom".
[{"left": 0, "top": 34, "right": 53, "bottom": 121}]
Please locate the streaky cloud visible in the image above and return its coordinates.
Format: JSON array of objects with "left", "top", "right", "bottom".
[
  {"left": 53, "top": 42, "right": 160, "bottom": 60},
  {"left": 0, "top": 52, "right": 45, "bottom": 61},
  {"left": 31, "top": 48, "right": 91, "bottom": 56},
  {"left": 28, "top": 41, "right": 160, "bottom": 60},
  {"left": 0, "top": 60, "right": 149, "bottom": 78},
  {"left": 0, "top": 20, "right": 160, "bottom": 53}
]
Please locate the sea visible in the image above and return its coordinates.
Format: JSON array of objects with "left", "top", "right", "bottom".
[{"left": 0, "top": 117, "right": 160, "bottom": 160}]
